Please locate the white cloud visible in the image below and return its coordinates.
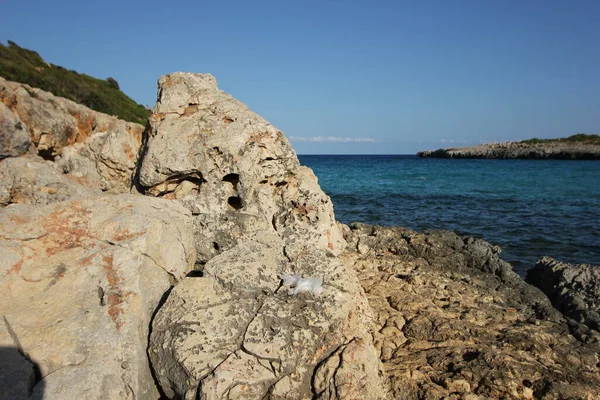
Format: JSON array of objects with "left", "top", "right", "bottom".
[
  {"left": 289, "top": 136, "right": 379, "bottom": 143},
  {"left": 440, "top": 139, "right": 470, "bottom": 144}
]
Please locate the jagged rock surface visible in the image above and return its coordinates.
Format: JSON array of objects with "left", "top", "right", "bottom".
[
  {"left": 0, "top": 155, "right": 99, "bottom": 207},
  {"left": 136, "top": 72, "right": 344, "bottom": 261},
  {"left": 341, "top": 223, "right": 600, "bottom": 399},
  {"left": 527, "top": 256, "right": 600, "bottom": 332},
  {"left": 0, "top": 195, "right": 195, "bottom": 399},
  {"left": 142, "top": 73, "right": 386, "bottom": 399},
  {"left": 0, "top": 77, "right": 144, "bottom": 192},
  {"left": 0, "top": 101, "right": 30, "bottom": 159},
  {"left": 417, "top": 141, "right": 600, "bottom": 159}
]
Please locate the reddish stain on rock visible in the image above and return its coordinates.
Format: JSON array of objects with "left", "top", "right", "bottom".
[
  {"left": 112, "top": 227, "right": 143, "bottom": 242},
  {"left": 41, "top": 202, "right": 94, "bottom": 255},
  {"left": 101, "top": 254, "right": 126, "bottom": 330},
  {"left": 6, "top": 259, "right": 23, "bottom": 275}
]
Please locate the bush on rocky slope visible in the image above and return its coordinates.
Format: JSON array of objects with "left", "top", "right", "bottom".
[{"left": 0, "top": 40, "right": 148, "bottom": 125}]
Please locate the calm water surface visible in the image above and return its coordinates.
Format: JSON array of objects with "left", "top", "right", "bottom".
[{"left": 299, "top": 155, "right": 600, "bottom": 276}]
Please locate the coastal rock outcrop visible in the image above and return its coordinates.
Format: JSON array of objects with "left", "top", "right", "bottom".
[
  {"left": 0, "top": 195, "right": 195, "bottom": 399},
  {"left": 2, "top": 73, "right": 600, "bottom": 399},
  {"left": 141, "top": 73, "right": 386, "bottom": 399},
  {"left": 341, "top": 223, "right": 600, "bottom": 399},
  {"left": 136, "top": 72, "right": 344, "bottom": 261},
  {"left": 0, "top": 77, "right": 144, "bottom": 192},
  {"left": 417, "top": 140, "right": 600, "bottom": 159},
  {"left": 527, "top": 256, "right": 600, "bottom": 332}
]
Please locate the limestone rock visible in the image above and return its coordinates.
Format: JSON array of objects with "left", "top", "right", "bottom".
[
  {"left": 0, "top": 155, "right": 99, "bottom": 207},
  {"left": 0, "top": 195, "right": 196, "bottom": 399},
  {"left": 527, "top": 256, "right": 600, "bottom": 332},
  {"left": 136, "top": 72, "right": 344, "bottom": 261},
  {"left": 150, "top": 233, "right": 385, "bottom": 399},
  {"left": 0, "top": 101, "right": 31, "bottom": 159},
  {"left": 0, "top": 77, "right": 144, "bottom": 192},
  {"left": 341, "top": 223, "right": 600, "bottom": 399},
  {"left": 143, "top": 73, "right": 386, "bottom": 399}
]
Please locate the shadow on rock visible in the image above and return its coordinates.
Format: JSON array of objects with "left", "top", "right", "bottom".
[{"left": 0, "top": 345, "right": 44, "bottom": 400}]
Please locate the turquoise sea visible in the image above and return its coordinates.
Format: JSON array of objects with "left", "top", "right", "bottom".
[{"left": 299, "top": 155, "right": 600, "bottom": 276}]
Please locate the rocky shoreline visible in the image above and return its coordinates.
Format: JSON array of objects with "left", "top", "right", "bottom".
[
  {"left": 1, "top": 75, "right": 599, "bottom": 399},
  {"left": 417, "top": 141, "right": 600, "bottom": 159}
]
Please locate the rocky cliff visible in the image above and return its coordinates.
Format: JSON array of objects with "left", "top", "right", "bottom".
[
  {"left": 417, "top": 139, "right": 600, "bottom": 159},
  {"left": 1, "top": 75, "right": 599, "bottom": 399}
]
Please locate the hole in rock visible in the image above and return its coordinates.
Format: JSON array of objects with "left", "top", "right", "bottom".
[
  {"left": 265, "top": 157, "right": 274, "bottom": 161},
  {"left": 186, "top": 270, "right": 204, "bottom": 278},
  {"left": 523, "top": 380, "right": 532, "bottom": 388},
  {"left": 227, "top": 196, "right": 243, "bottom": 210},
  {"left": 222, "top": 173, "right": 240, "bottom": 186},
  {"left": 462, "top": 351, "right": 481, "bottom": 362},
  {"left": 212, "top": 242, "right": 220, "bottom": 251},
  {"left": 38, "top": 147, "right": 55, "bottom": 161},
  {"left": 274, "top": 181, "right": 287, "bottom": 187},
  {"left": 259, "top": 179, "right": 268, "bottom": 184}
]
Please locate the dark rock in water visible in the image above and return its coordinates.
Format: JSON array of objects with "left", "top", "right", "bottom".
[
  {"left": 342, "top": 223, "right": 600, "bottom": 399},
  {"left": 527, "top": 256, "right": 600, "bottom": 332}
]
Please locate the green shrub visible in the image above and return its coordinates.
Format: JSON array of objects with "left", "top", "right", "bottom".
[
  {"left": 520, "top": 134, "right": 600, "bottom": 145},
  {"left": 0, "top": 41, "right": 149, "bottom": 125}
]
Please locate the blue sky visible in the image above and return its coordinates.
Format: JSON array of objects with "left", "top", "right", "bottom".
[{"left": 1, "top": 0, "right": 598, "bottom": 154}]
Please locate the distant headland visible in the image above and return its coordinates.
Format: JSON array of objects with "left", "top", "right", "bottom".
[{"left": 417, "top": 134, "right": 600, "bottom": 160}]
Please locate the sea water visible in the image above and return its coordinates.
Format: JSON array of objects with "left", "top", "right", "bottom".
[{"left": 299, "top": 155, "right": 600, "bottom": 276}]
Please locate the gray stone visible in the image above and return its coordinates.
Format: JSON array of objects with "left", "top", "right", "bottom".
[{"left": 527, "top": 256, "right": 600, "bottom": 331}]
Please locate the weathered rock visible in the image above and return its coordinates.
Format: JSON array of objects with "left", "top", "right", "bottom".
[
  {"left": 0, "top": 155, "right": 99, "bottom": 207},
  {"left": 341, "top": 223, "right": 600, "bottom": 399},
  {"left": 0, "top": 77, "right": 144, "bottom": 192},
  {"left": 136, "top": 72, "right": 344, "bottom": 261},
  {"left": 0, "top": 101, "right": 31, "bottom": 159},
  {"left": 0, "top": 195, "right": 195, "bottom": 399},
  {"left": 143, "top": 73, "right": 386, "bottom": 399},
  {"left": 527, "top": 256, "right": 600, "bottom": 332},
  {"left": 150, "top": 233, "right": 383, "bottom": 399}
]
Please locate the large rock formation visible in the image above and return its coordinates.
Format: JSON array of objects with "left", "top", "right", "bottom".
[
  {"left": 527, "top": 256, "right": 600, "bottom": 332},
  {"left": 341, "top": 223, "right": 600, "bottom": 399},
  {"left": 0, "top": 77, "right": 144, "bottom": 192},
  {"left": 140, "top": 73, "right": 386, "bottom": 399},
  {"left": 2, "top": 73, "right": 600, "bottom": 399},
  {"left": 136, "top": 73, "right": 345, "bottom": 261},
  {"left": 0, "top": 195, "right": 195, "bottom": 399}
]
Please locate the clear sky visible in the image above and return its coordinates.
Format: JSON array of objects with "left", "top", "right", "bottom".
[{"left": 1, "top": 0, "right": 598, "bottom": 154}]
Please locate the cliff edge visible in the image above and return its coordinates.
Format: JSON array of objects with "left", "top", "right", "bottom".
[{"left": 418, "top": 134, "right": 600, "bottom": 159}]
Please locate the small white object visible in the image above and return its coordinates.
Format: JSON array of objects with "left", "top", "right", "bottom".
[{"left": 280, "top": 274, "right": 324, "bottom": 296}]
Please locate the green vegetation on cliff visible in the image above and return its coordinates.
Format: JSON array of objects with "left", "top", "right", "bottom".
[
  {"left": 520, "top": 133, "right": 600, "bottom": 145},
  {"left": 0, "top": 41, "right": 148, "bottom": 125}
]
